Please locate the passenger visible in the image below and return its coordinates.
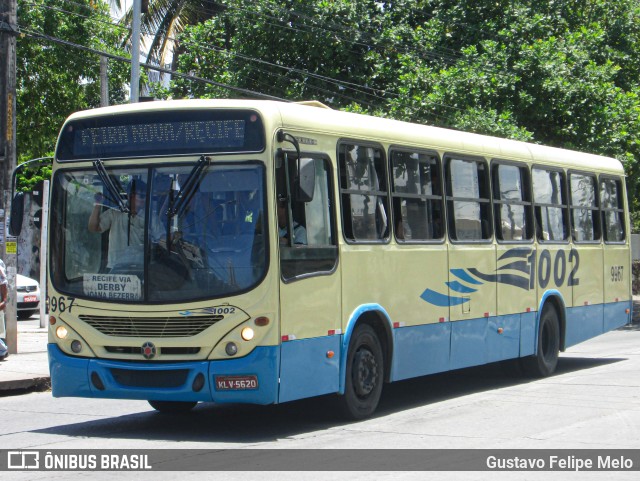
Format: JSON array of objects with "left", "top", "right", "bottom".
[{"left": 277, "top": 199, "right": 307, "bottom": 245}]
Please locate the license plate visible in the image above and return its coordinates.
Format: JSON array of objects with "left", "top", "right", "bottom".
[
  {"left": 215, "top": 375, "right": 258, "bottom": 391},
  {"left": 24, "top": 296, "right": 37, "bottom": 303}
]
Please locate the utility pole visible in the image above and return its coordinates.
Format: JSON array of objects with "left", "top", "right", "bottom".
[
  {"left": 100, "top": 56, "right": 109, "bottom": 107},
  {"left": 130, "top": 0, "right": 141, "bottom": 103},
  {"left": 0, "top": 0, "right": 18, "bottom": 354}
]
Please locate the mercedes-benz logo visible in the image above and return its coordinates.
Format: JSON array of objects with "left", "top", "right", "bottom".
[{"left": 141, "top": 341, "right": 156, "bottom": 359}]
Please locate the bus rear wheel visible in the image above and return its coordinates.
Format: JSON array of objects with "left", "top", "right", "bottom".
[
  {"left": 148, "top": 400, "right": 197, "bottom": 414},
  {"left": 339, "top": 324, "right": 384, "bottom": 420},
  {"left": 521, "top": 304, "right": 560, "bottom": 377}
]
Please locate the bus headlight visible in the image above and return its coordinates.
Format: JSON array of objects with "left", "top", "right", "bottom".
[
  {"left": 241, "top": 327, "right": 255, "bottom": 341},
  {"left": 56, "top": 326, "right": 69, "bottom": 339}
]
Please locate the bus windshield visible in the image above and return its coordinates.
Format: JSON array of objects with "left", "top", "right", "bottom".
[{"left": 50, "top": 161, "right": 267, "bottom": 303}]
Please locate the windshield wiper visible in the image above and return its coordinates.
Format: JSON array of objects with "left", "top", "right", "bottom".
[
  {"left": 92, "top": 159, "right": 129, "bottom": 213},
  {"left": 166, "top": 155, "right": 210, "bottom": 219},
  {"left": 164, "top": 155, "right": 210, "bottom": 247}
]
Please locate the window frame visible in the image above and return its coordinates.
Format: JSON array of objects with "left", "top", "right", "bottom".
[
  {"left": 444, "top": 153, "right": 493, "bottom": 244},
  {"left": 599, "top": 174, "right": 627, "bottom": 245},
  {"left": 568, "top": 170, "right": 602, "bottom": 244},
  {"left": 531, "top": 165, "right": 570, "bottom": 244},
  {"left": 337, "top": 139, "right": 391, "bottom": 244},
  {"left": 491, "top": 159, "right": 534, "bottom": 244},
  {"left": 276, "top": 151, "right": 339, "bottom": 283},
  {"left": 388, "top": 146, "right": 445, "bottom": 244}
]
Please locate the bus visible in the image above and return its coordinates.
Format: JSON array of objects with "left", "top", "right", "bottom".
[{"left": 38, "top": 99, "right": 631, "bottom": 419}]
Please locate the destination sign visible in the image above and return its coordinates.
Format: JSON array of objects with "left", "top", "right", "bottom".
[
  {"left": 83, "top": 273, "right": 142, "bottom": 301},
  {"left": 57, "top": 109, "right": 265, "bottom": 160}
]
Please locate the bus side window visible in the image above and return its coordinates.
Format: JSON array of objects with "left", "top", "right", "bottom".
[
  {"left": 278, "top": 156, "right": 338, "bottom": 280},
  {"left": 445, "top": 155, "right": 492, "bottom": 242},
  {"left": 338, "top": 142, "right": 390, "bottom": 242},
  {"left": 492, "top": 162, "right": 532, "bottom": 242},
  {"left": 569, "top": 172, "right": 600, "bottom": 243},
  {"left": 600, "top": 176, "right": 626, "bottom": 243},
  {"left": 390, "top": 149, "right": 444, "bottom": 242},
  {"left": 532, "top": 167, "right": 569, "bottom": 242}
]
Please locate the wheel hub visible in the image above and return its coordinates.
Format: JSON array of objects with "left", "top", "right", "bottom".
[{"left": 354, "top": 348, "right": 378, "bottom": 397}]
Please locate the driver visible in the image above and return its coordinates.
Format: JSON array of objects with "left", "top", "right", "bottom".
[{"left": 88, "top": 180, "right": 161, "bottom": 269}]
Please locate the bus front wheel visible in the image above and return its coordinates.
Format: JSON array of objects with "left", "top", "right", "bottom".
[
  {"left": 148, "top": 400, "right": 197, "bottom": 414},
  {"left": 339, "top": 324, "right": 384, "bottom": 420},
  {"left": 522, "top": 304, "right": 560, "bottom": 377}
]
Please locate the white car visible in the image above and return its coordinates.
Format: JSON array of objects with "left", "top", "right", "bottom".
[{"left": 17, "top": 274, "right": 40, "bottom": 320}]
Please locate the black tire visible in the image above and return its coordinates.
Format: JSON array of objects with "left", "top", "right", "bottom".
[
  {"left": 148, "top": 400, "right": 197, "bottom": 414},
  {"left": 339, "top": 324, "right": 384, "bottom": 420},
  {"left": 521, "top": 304, "right": 560, "bottom": 378}
]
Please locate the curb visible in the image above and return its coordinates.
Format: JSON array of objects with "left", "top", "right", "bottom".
[{"left": 0, "top": 376, "right": 50, "bottom": 393}]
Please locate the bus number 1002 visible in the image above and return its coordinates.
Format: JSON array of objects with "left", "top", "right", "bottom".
[{"left": 528, "top": 249, "right": 580, "bottom": 289}]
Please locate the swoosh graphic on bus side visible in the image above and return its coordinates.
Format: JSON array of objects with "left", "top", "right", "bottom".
[
  {"left": 420, "top": 247, "right": 534, "bottom": 307},
  {"left": 467, "top": 268, "right": 530, "bottom": 290},
  {"left": 498, "top": 247, "right": 533, "bottom": 260},
  {"left": 420, "top": 289, "right": 469, "bottom": 306},
  {"left": 497, "top": 260, "right": 530, "bottom": 274}
]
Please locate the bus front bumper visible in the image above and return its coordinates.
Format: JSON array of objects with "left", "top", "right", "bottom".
[{"left": 48, "top": 344, "right": 279, "bottom": 405}]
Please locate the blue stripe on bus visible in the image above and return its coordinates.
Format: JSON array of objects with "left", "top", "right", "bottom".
[
  {"left": 604, "top": 300, "right": 632, "bottom": 332},
  {"left": 279, "top": 336, "right": 340, "bottom": 403},
  {"left": 420, "top": 289, "right": 469, "bottom": 306},
  {"left": 390, "top": 300, "right": 629, "bottom": 382}
]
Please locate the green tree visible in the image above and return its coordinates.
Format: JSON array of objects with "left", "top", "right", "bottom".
[
  {"left": 113, "top": 1, "right": 640, "bottom": 228},
  {"left": 17, "top": 0, "right": 130, "bottom": 171}
]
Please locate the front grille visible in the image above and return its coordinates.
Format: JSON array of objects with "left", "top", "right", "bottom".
[
  {"left": 110, "top": 368, "right": 189, "bottom": 388},
  {"left": 79, "top": 314, "right": 222, "bottom": 337},
  {"left": 17, "top": 286, "right": 37, "bottom": 293},
  {"left": 104, "top": 346, "right": 201, "bottom": 355}
]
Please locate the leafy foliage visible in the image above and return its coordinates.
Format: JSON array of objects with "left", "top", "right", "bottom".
[
  {"left": 167, "top": 0, "right": 640, "bottom": 229},
  {"left": 16, "top": 0, "right": 129, "bottom": 180}
]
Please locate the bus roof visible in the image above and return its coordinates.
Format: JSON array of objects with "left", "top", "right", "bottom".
[{"left": 65, "top": 99, "right": 624, "bottom": 175}]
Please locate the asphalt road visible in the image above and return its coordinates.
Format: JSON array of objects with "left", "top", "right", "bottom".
[{"left": 1, "top": 327, "right": 639, "bottom": 480}]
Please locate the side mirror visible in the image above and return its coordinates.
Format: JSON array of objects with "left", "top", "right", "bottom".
[
  {"left": 9, "top": 192, "right": 24, "bottom": 237},
  {"left": 295, "top": 157, "right": 316, "bottom": 202}
]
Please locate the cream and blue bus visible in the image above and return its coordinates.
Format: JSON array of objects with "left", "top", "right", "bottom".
[{"left": 41, "top": 99, "right": 630, "bottom": 419}]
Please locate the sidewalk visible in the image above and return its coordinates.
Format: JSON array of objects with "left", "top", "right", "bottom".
[
  {"left": 0, "top": 319, "right": 49, "bottom": 392},
  {"left": 1, "top": 297, "right": 640, "bottom": 395}
]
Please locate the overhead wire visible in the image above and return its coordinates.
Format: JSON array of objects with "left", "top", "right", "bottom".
[
  {"left": 19, "top": 26, "right": 288, "bottom": 101},
  {"left": 21, "top": 1, "right": 475, "bottom": 125},
  {"left": 27, "top": 0, "right": 405, "bottom": 106}
]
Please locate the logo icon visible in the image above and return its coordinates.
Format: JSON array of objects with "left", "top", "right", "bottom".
[
  {"left": 8, "top": 451, "right": 39, "bottom": 469},
  {"left": 141, "top": 341, "right": 156, "bottom": 359}
]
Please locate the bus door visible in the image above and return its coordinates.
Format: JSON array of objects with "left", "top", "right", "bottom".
[
  {"left": 276, "top": 154, "right": 341, "bottom": 403},
  {"left": 445, "top": 156, "right": 497, "bottom": 369}
]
